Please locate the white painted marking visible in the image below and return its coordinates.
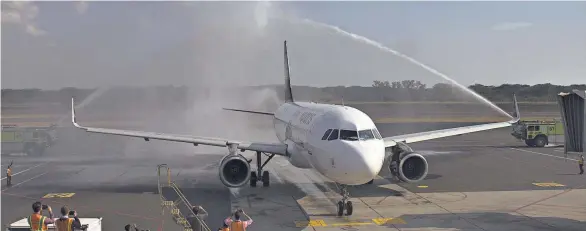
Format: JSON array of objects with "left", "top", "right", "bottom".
[
  {"left": 1, "top": 162, "right": 50, "bottom": 180},
  {"left": 510, "top": 148, "right": 577, "bottom": 162},
  {"left": 268, "top": 166, "right": 285, "bottom": 184},
  {"left": 2, "top": 172, "right": 48, "bottom": 191},
  {"left": 9, "top": 153, "right": 28, "bottom": 156},
  {"left": 501, "top": 156, "right": 513, "bottom": 160},
  {"left": 229, "top": 188, "right": 240, "bottom": 198},
  {"left": 418, "top": 150, "right": 462, "bottom": 155}
]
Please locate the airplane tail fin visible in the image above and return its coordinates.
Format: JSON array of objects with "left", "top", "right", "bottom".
[
  {"left": 510, "top": 94, "right": 521, "bottom": 123},
  {"left": 283, "top": 40, "right": 294, "bottom": 103}
]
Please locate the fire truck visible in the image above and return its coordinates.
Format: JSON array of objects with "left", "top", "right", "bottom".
[
  {"left": 1, "top": 124, "right": 58, "bottom": 156},
  {"left": 511, "top": 119, "right": 564, "bottom": 147}
]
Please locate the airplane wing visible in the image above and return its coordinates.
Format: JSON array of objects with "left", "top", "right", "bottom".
[
  {"left": 70, "top": 99, "right": 288, "bottom": 156},
  {"left": 383, "top": 94, "right": 521, "bottom": 147}
]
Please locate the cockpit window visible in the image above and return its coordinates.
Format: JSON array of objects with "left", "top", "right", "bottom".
[
  {"left": 372, "top": 129, "right": 382, "bottom": 139},
  {"left": 358, "top": 129, "right": 375, "bottom": 140},
  {"left": 321, "top": 129, "right": 333, "bottom": 140},
  {"left": 327, "top": 129, "right": 339, "bottom": 140},
  {"left": 340, "top": 130, "right": 359, "bottom": 141}
]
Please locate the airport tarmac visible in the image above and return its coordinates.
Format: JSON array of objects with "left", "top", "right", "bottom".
[{"left": 2, "top": 122, "right": 586, "bottom": 230}]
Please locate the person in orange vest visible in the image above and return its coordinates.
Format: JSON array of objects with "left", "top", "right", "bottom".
[
  {"left": 27, "top": 202, "right": 55, "bottom": 231},
  {"left": 217, "top": 223, "right": 229, "bottom": 231},
  {"left": 579, "top": 155, "right": 584, "bottom": 175},
  {"left": 55, "top": 206, "right": 83, "bottom": 231},
  {"left": 224, "top": 209, "right": 253, "bottom": 231},
  {"left": 6, "top": 161, "right": 13, "bottom": 187}
]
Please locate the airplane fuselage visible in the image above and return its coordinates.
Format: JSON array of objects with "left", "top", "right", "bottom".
[{"left": 272, "top": 102, "right": 386, "bottom": 185}]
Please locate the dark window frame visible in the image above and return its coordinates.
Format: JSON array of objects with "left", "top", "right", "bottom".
[
  {"left": 328, "top": 129, "right": 339, "bottom": 140},
  {"left": 321, "top": 129, "right": 333, "bottom": 140}
]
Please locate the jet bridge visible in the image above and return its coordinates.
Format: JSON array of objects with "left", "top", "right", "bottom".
[{"left": 557, "top": 89, "right": 586, "bottom": 157}]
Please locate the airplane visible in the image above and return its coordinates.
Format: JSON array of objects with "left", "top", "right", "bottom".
[{"left": 71, "top": 40, "right": 520, "bottom": 217}]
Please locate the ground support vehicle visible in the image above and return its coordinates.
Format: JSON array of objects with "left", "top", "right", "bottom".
[
  {"left": 1, "top": 124, "right": 57, "bottom": 156},
  {"left": 511, "top": 120, "right": 564, "bottom": 147}
]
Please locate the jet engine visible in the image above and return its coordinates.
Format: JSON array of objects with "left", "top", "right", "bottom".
[
  {"left": 394, "top": 152, "right": 429, "bottom": 183},
  {"left": 218, "top": 154, "right": 251, "bottom": 188}
]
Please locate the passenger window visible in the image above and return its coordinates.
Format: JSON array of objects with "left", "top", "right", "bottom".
[
  {"left": 528, "top": 126, "right": 535, "bottom": 131},
  {"left": 321, "top": 129, "right": 333, "bottom": 140},
  {"left": 534, "top": 126, "right": 540, "bottom": 131},
  {"left": 328, "top": 129, "right": 339, "bottom": 140}
]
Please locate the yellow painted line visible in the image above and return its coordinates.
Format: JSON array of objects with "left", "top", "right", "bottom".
[
  {"left": 417, "top": 185, "right": 429, "bottom": 188},
  {"left": 294, "top": 218, "right": 407, "bottom": 227},
  {"left": 533, "top": 182, "right": 565, "bottom": 187},
  {"left": 372, "top": 217, "right": 407, "bottom": 225},
  {"left": 295, "top": 220, "right": 327, "bottom": 227},
  {"left": 42, "top": 193, "right": 75, "bottom": 198}
]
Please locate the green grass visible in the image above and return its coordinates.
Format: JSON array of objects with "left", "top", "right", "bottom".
[{"left": 323, "top": 101, "right": 558, "bottom": 105}]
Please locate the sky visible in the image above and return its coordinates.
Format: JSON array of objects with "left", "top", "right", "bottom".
[{"left": 2, "top": 1, "right": 585, "bottom": 90}]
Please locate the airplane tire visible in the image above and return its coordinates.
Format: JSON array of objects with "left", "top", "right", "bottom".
[
  {"left": 367, "top": 179, "right": 374, "bottom": 184},
  {"left": 262, "top": 171, "right": 270, "bottom": 187},
  {"left": 337, "top": 201, "right": 344, "bottom": 216},
  {"left": 345, "top": 201, "right": 353, "bottom": 216},
  {"left": 250, "top": 172, "right": 257, "bottom": 187}
]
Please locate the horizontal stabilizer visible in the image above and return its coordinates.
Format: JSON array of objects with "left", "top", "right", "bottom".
[{"left": 222, "top": 108, "right": 274, "bottom": 116}]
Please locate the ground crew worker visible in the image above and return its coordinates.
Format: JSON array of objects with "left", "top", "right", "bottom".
[
  {"left": 218, "top": 223, "right": 229, "bottom": 231},
  {"left": 224, "top": 209, "right": 253, "bottom": 231},
  {"left": 55, "top": 206, "right": 83, "bottom": 231},
  {"left": 188, "top": 205, "right": 208, "bottom": 231},
  {"left": 579, "top": 155, "right": 584, "bottom": 175},
  {"left": 6, "top": 161, "right": 13, "bottom": 187},
  {"left": 28, "top": 202, "right": 55, "bottom": 231}
]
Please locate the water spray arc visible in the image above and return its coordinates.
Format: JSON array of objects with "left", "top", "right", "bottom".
[{"left": 295, "top": 18, "right": 513, "bottom": 119}]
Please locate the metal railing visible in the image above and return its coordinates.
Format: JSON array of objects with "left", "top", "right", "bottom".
[{"left": 157, "top": 164, "right": 212, "bottom": 231}]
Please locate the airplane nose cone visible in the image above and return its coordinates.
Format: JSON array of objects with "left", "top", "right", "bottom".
[{"left": 334, "top": 141, "right": 385, "bottom": 185}]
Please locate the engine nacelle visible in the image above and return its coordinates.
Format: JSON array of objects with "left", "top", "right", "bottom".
[
  {"left": 218, "top": 154, "right": 251, "bottom": 188},
  {"left": 395, "top": 152, "right": 428, "bottom": 183}
]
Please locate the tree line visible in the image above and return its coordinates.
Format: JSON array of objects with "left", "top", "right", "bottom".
[{"left": 2, "top": 81, "right": 585, "bottom": 106}]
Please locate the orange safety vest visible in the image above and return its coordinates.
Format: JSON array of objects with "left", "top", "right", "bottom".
[
  {"left": 55, "top": 218, "right": 73, "bottom": 231},
  {"left": 27, "top": 214, "right": 48, "bottom": 231},
  {"left": 229, "top": 221, "right": 245, "bottom": 231},
  {"left": 220, "top": 228, "right": 230, "bottom": 231}
]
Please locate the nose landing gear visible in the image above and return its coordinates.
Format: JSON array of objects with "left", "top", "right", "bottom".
[{"left": 336, "top": 184, "right": 353, "bottom": 216}]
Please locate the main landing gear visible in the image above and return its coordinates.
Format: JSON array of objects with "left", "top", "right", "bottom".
[
  {"left": 250, "top": 151, "right": 275, "bottom": 188},
  {"left": 336, "top": 184, "right": 353, "bottom": 216}
]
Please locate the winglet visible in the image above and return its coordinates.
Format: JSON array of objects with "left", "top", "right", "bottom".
[
  {"left": 510, "top": 94, "right": 520, "bottom": 123},
  {"left": 71, "top": 98, "right": 82, "bottom": 128}
]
